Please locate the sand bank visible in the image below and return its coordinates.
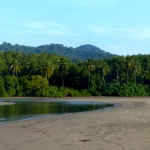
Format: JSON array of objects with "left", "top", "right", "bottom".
[
  {"left": 0, "top": 102, "right": 15, "bottom": 106},
  {"left": 0, "top": 97, "right": 150, "bottom": 150}
]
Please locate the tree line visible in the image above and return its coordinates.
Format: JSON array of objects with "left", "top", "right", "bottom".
[{"left": 0, "top": 51, "right": 150, "bottom": 97}]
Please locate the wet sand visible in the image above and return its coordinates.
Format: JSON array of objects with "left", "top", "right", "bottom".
[
  {"left": 0, "top": 102, "right": 15, "bottom": 106},
  {"left": 0, "top": 97, "right": 150, "bottom": 150}
]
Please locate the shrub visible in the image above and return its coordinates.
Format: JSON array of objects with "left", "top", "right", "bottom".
[
  {"left": 103, "top": 83, "right": 148, "bottom": 97},
  {"left": 80, "top": 89, "right": 92, "bottom": 96},
  {"left": 0, "top": 77, "right": 7, "bottom": 97},
  {"left": 89, "top": 89, "right": 101, "bottom": 96}
]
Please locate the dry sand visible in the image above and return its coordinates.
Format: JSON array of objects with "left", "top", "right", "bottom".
[{"left": 0, "top": 97, "right": 150, "bottom": 150}]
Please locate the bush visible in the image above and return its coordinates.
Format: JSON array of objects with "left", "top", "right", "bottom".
[
  {"left": 89, "top": 89, "right": 101, "bottom": 96},
  {"left": 79, "top": 89, "right": 92, "bottom": 96},
  {"left": 26, "top": 75, "right": 49, "bottom": 97},
  {"left": 49, "top": 87, "right": 92, "bottom": 97},
  {"left": 103, "top": 83, "right": 148, "bottom": 97},
  {"left": 4, "top": 76, "right": 21, "bottom": 96},
  {"left": 67, "top": 89, "right": 82, "bottom": 97},
  {"left": 49, "top": 86, "right": 64, "bottom": 97},
  {"left": 0, "top": 77, "right": 7, "bottom": 97}
]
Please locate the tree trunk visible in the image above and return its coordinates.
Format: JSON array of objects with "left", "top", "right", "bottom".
[
  {"left": 134, "top": 73, "right": 136, "bottom": 84},
  {"left": 61, "top": 76, "right": 64, "bottom": 87},
  {"left": 103, "top": 74, "right": 105, "bottom": 87},
  {"left": 88, "top": 71, "right": 90, "bottom": 90},
  {"left": 116, "top": 71, "right": 119, "bottom": 84},
  {"left": 127, "top": 68, "right": 129, "bottom": 85}
]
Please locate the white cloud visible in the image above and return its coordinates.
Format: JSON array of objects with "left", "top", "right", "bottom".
[
  {"left": 90, "top": 25, "right": 108, "bottom": 33},
  {"left": 105, "top": 43, "right": 127, "bottom": 55},
  {"left": 130, "top": 33, "right": 150, "bottom": 38},
  {"left": 41, "top": 28, "right": 80, "bottom": 36},
  {"left": 5, "top": 21, "right": 81, "bottom": 37},
  {"left": 24, "top": 22, "right": 49, "bottom": 29},
  {"left": 23, "top": 21, "right": 63, "bottom": 30},
  {"left": 129, "top": 28, "right": 150, "bottom": 39},
  {"left": 5, "top": 30, "right": 29, "bottom": 35},
  {"left": 105, "top": 43, "right": 142, "bottom": 56},
  {"left": 106, "top": 43, "right": 127, "bottom": 50},
  {"left": 77, "top": 0, "right": 116, "bottom": 7},
  {"left": 90, "top": 25, "right": 150, "bottom": 39},
  {"left": 48, "top": 0, "right": 116, "bottom": 7}
]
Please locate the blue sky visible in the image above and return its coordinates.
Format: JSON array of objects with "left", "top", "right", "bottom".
[{"left": 0, "top": 0, "right": 150, "bottom": 55}]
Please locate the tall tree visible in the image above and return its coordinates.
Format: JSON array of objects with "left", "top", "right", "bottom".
[
  {"left": 27, "top": 57, "right": 39, "bottom": 76},
  {"left": 42, "top": 62, "right": 54, "bottom": 82},
  {"left": 10, "top": 59, "right": 20, "bottom": 78},
  {"left": 119, "top": 72, "right": 126, "bottom": 84},
  {"left": 132, "top": 58, "right": 141, "bottom": 84},
  {"left": 113, "top": 56, "right": 123, "bottom": 84},
  {"left": 58, "top": 57, "right": 68, "bottom": 87},
  {"left": 125, "top": 56, "right": 133, "bottom": 85},
  {"left": 142, "top": 70, "right": 150, "bottom": 84},
  {"left": 85, "top": 59, "right": 95, "bottom": 90},
  {"left": 98, "top": 59, "right": 110, "bottom": 87}
]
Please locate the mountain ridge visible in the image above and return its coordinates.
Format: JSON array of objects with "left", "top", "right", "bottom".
[{"left": 0, "top": 42, "right": 116, "bottom": 60}]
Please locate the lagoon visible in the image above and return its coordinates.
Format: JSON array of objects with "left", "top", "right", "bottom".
[{"left": 0, "top": 99, "right": 114, "bottom": 123}]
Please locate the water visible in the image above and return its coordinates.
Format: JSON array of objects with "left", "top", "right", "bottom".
[{"left": 0, "top": 99, "right": 114, "bottom": 123}]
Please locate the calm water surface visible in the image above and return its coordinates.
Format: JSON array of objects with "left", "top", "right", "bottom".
[{"left": 0, "top": 99, "right": 114, "bottom": 123}]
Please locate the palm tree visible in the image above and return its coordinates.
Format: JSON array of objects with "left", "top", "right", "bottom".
[
  {"left": 98, "top": 59, "right": 110, "bottom": 87},
  {"left": 125, "top": 56, "right": 133, "bottom": 85},
  {"left": 25, "top": 54, "right": 39, "bottom": 76},
  {"left": 142, "top": 70, "right": 150, "bottom": 84},
  {"left": 113, "top": 56, "right": 123, "bottom": 84},
  {"left": 58, "top": 58, "right": 68, "bottom": 87},
  {"left": 10, "top": 59, "right": 20, "bottom": 78},
  {"left": 85, "top": 59, "right": 95, "bottom": 90},
  {"left": 42, "top": 62, "right": 54, "bottom": 81},
  {"left": 120, "top": 72, "right": 126, "bottom": 84},
  {"left": 132, "top": 59, "right": 141, "bottom": 84}
]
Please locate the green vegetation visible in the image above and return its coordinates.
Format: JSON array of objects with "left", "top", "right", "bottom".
[
  {"left": 0, "top": 42, "right": 115, "bottom": 60},
  {"left": 0, "top": 46, "right": 150, "bottom": 97}
]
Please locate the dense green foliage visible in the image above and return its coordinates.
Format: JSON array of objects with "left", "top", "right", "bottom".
[
  {"left": 0, "top": 42, "right": 115, "bottom": 60},
  {"left": 0, "top": 50, "right": 150, "bottom": 97},
  {"left": 104, "top": 84, "right": 149, "bottom": 96}
]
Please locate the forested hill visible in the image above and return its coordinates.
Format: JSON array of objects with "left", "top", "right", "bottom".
[{"left": 0, "top": 42, "right": 116, "bottom": 60}]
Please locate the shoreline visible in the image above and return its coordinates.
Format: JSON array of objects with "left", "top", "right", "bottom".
[{"left": 0, "top": 97, "right": 150, "bottom": 150}]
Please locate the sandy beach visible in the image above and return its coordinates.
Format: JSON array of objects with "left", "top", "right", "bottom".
[{"left": 0, "top": 97, "right": 150, "bottom": 150}]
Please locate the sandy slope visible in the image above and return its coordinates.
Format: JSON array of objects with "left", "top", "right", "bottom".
[
  {"left": 0, "top": 102, "right": 15, "bottom": 105},
  {"left": 0, "top": 97, "right": 150, "bottom": 150}
]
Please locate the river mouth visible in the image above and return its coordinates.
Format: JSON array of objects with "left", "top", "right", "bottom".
[{"left": 0, "top": 99, "right": 115, "bottom": 123}]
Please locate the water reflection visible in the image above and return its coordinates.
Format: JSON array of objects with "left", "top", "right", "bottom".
[{"left": 0, "top": 100, "right": 114, "bottom": 122}]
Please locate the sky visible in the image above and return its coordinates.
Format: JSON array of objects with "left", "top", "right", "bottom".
[{"left": 0, "top": 0, "right": 150, "bottom": 55}]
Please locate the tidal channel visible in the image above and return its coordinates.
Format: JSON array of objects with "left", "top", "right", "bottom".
[{"left": 0, "top": 99, "right": 114, "bottom": 123}]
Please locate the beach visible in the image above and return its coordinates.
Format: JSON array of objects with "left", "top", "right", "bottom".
[{"left": 0, "top": 97, "right": 150, "bottom": 150}]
